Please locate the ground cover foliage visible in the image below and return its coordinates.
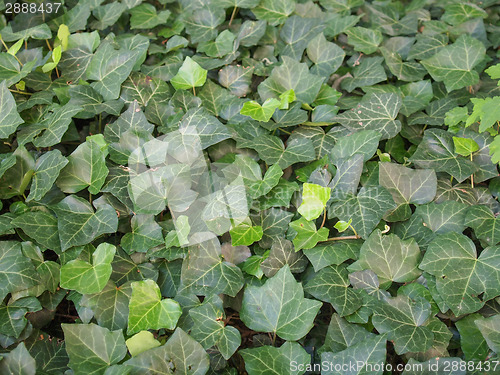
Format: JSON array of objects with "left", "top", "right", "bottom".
[{"left": 1, "top": 0, "right": 500, "bottom": 373}]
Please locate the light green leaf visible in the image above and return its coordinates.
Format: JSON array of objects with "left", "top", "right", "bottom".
[
  {"left": 26, "top": 150, "right": 68, "bottom": 202},
  {"left": 348, "top": 230, "right": 422, "bottom": 288},
  {"left": 298, "top": 183, "right": 331, "bottom": 221},
  {"left": 53, "top": 195, "right": 118, "bottom": 251},
  {"left": 346, "top": 27, "right": 383, "bottom": 55},
  {"left": 127, "top": 279, "right": 182, "bottom": 335},
  {"left": 63, "top": 323, "right": 127, "bottom": 375},
  {"left": 335, "top": 93, "right": 402, "bottom": 140},
  {"left": 171, "top": 56, "right": 207, "bottom": 90},
  {"left": 289, "top": 217, "right": 329, "bottom": 251},
  {"left": 334, "top": 219, "right": 352, "bottom": 232},
  {"left": 0, "top": 80, "right": 24, "bottom": 139},
  {"left": 60, "top": 243, "right": 116, "bottom": 294},
  {"left": 421, "top": 34, "right": 485, "bottom": 92},
  {"left": 240, "top": 341, "right": 309, "bottom": 375},
  {"left": 126, "top": 331, "right": 161, "bottom": 357},
  {"left": 252, "top": 0, "right": 295, "bottom": 26},
  {"left": 124, "top": 328, "right": 209, "bottom": 374},
  {"left": 230, "top": 223, "right": 263, "bottom": 246},
  {"left": 453, "top": 137, "right": 479, "bottom": 157},
  {"left": 420, "top": 232, "right": 500, "bottom": 315},
  {"left": 240, "top": 265, "right": 322, "bottom": 341},
  {"left": 303, "top": 241, "right": 360, "bottom": 272},
  {"left": 240, "top": 98, "right": 280, "bottom": 122},
  {"left": 189, "top": 294, "right": 241, "bottom": 360}
]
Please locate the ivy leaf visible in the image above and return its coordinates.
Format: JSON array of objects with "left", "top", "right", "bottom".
[
  {"left": 261, "top": 237, "right": 308, "bottom": 277},
  {"left": 307, "top": 33, "right": 345, "bottom": 77},
  {"left": 120, "top": 215, "right": 164, "bottom": 254},
  {"left": 346, "top": 27, "right": 383, "bottom": 54},
  {"left": 0, "top": 241, "right": 38, "bottom": 301},
  {"left": 230, "top": 223, "right": 263, "bottom": 246},
  {"left": 329, "top": 186, "right": 396, "bottom": 239},
  {"left": 62, "top": 323, "right": 127, "bottom": 374},
  {"left": 442, "top": 3, "right": 487, "bottom": 26},
  {"left": 125, "top": 331, "right": 161, "bottom": 357},
  {"left": 125, "top": 328, "right": 209, "bottom": 374},
  {"left": 252, "top": 0, "right": 295, "bottom": 26},
  {"left": 240, "top": 98, "right": 281, "bottom": 122},
  {"left": 305, "top": 264, "right": 362, "bottom": 316},
  {"left": 453, "top": 137, "right": 479, "bottom": 157},
  {"left": 475, "top": 315, "right": 500, "bottom": 354},
  {"left": 56, "top": 134, "right": 109, "bottom": 194},
  {"left": 415, "top": 201, "right": 468, "bottom": 234},
  {"left": 455, "top": 314, "right": 489, "bottom": 361},
  {"left": 0, "top": 80, "right": 24, "bottom": 139},
  {"left": 53, "top": 195, "right": 118, "bottom": 251},
  {"left": 420, "top": 232, "right": 500, "bottom": 315},
  {"left": 219, "top": 65, "right": 254, "bottom": 97},
  {"left": 331, "top": 129, "right": 381, "bottom": 162},
  {"left": 170, "top": 56, "right": 207, "bottom": 91},
  {"left": 465, "top": 205, "right": 500, "bottom": 246},
  {"left": 87, "top": 41, "right": 139, "bottom": 101},
  {"left": 341, "top": 56, "right": 387, "bottom": 92},
  {"left": 31, "top": 103, "right": 82, "bottom": 148},
  {"left": 189, "top": 294, "right": 241, "bottom": 360},
  {"left": 12, "top": 211, "right": 61, "bottom": 251},
  {"left": 289, "top": 217, "right": 329, "bottom": 251},
  {"left": 0, "top": 343, "right": 36, "bottom": 375},
  {"left": 410, "top": 129, "right": 478, "bottom": 183},
  {"left": 348, "top": 230, "right": 422, "bottom": 288},
  {"left": 129, "top": 3, "right": 170, "bottom": 29},
  {"left": 321, "top": 334, "right": 387, "bottom": 375},
  {"left": 334, "top": 93, "right": 402, "bottom": 140},
  {"left": 26, "top": 150, "right": 68, "bottom": 202},
  {"left": 0, "top": 297, "right": 41, "bottom": 338},
  {"left": 298, "top": 183, "right": 331, "bottom": 221},
  {"left": 303, "top": 240, "right": 360, "bottom": 272},
  {"left": 421, "top": 34, "right": 485, "bottom": 92},
  {"left": 60, "top": 243, "right": 116, "bottom": 294},
  {"left": 127, "top": 279, "right": 182, "bottom": 335},
  {"left": 368, "top": 295, "right": 434, "bottom": 354},
  {"left": 240, "top": 265, "right": 322, "bottom": 341},
  {"left": 240, "top": 341, "right": 309, "bottom": 375}
]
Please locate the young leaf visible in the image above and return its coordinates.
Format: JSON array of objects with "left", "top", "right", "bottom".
[
  {"left": 240, "top": 98, "right": 281, "bottom": 122},
  {"left": 453, "top": 136, "right": 479, "bottom": 157},
  {"left": 170, "top": 56, "right": 207, "bottom": 90},
  {"left": 297, "top": 183, "right": 331, "bottom": 221},
  {"left": 289, "top": 217, "right": 329, "bottom": 251},
  {"left": 230, "top": 223, "right": 263, "bottom": 246},
  {"left": 125, "top": 331, "right": 161, "bottom": 357}
]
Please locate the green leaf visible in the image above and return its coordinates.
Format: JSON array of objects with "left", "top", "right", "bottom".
[
  {"left": 410, "top": 129, "right": 478, "bottom": 183},
  {"left": 334, "top": 93, "right": 402, "bottom": 140},
  {"left": 129, "top": 3, "right": 170, "bottom": 29},
  {"left": 0, "top": 343, "right": 36, "bottom": 375},
  {"left": 334, "top": 219, "right": 352, "bottom": 232},
  {"left": 321, "top": 334, "right": 387, "bottom": 375},
  {"left": 219, "top": 65, "right": 254, "bottom": 97},
  {"left": 0, "top": 297, "right": 41, "bottom": 338},
  {"left": 415, "top": 201, "right": 468, "bottom": 234},
  {"left": 421, "top": 34, "right": 485, "bottom": 92},
  {"left": 26, "top": 150, "right": 68, "bottom": 202},
  {"left": 303, "top": 241, "right": 360, "bottom": 272},
  {"left": 331, "top": 129, "right": 382, "bottom": 162},
  {"left": 0, "top": 80, "right": 24, "bottom": 139},
  {"left": 453, "top": 137, "right": 479, "bottom": 157},
  {"left": 56, "top": 134, "right": 109, "bottom": 194},
  {"left": 289, "top": 217, "right": 329, "bottom": 251},
  {"left": 60, "top": 243, "right": 116, "bottom": 294},
  {"left": 307, "top": 33, "right": 345, "bottom": 77},
  {"left": 0, "top": 241, "right": 38, "bottom": 301},
  {"left": 475, "top": 315, "right": 500, "bottom": 354},
  {"left": 62, "top": 323, "right": 127, "bottom": 374},
  {"left": 124, "top": 328, "right": 209, "bottom": 374},
  {"left": 341, "top": 56, "right": 387, "bottom": 92},
  {"left": 348, "top": 230, "right": 422, "bottom": 288},
  {"left": 305, "top": 264, "right": 362, "bottom": 316},
  {"left": 465, "top": 205, "right": 500, "bottom": 246},
  {"left": 125, "top": 331, "right": 161, "bottom": 357},
  {"left": 170, "top": 56, "right": 208, "bottom": 90},
  {"left": 198, "top": 30, "right": 235, "bottom": 58},
  {"left": 87, "top": 41, "right": 139, "bottom": 100},
  {"left": 329, "top": 186, "right": 396, "bottom": 239},
  {"left": 260, "top": 237, "right": 307, "bottom": 277},
  {"left": 240, "top": 265, "right": 322, "bottom": 341},
  {"left": 127, "top": 279, "right": 182, "bottom": 335},
  {"left": 420, "top": 232, "right": 500, "bottom": 315},
  {"left": 455, "top": 314, "right": 489, "bottom": 361},
  {"left": 346, "top": 27, "right": 383, "bottom": 55},
  {"left": 189, "top": 294, "right": 241, "bottom": 359},
  {"left": 442, "top": 3, "right": 487, "bottom": 26},
  {"left": 240, "top": 98, "right": 280, "bottom": 122},
  {"left": 53, "top": 195, "right": 118, "bottom": 251},
  {"left": 252, "top": 0, "right": 295, "bottom": 26},
  {"left": 12, "top": 211, "right": 61, "bottom": 251},
  {"left": 368, "top": 295, "right": 434, "bottom": 354},
  {"left": 120, "top": 215, "right": 164, "bottom": 253},
  {"left": 230, "top": 223, "right": 263, "bottom": 246},
  {"left": 298, "top": 183, "right": 331, "bottom": 221},
  {"left": 240, "top": 341, "right": 309, "bottom": 375}
]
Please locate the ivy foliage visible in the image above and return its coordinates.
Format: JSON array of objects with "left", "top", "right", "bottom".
[{"left": 1, "top": 0, "right": 500, "bottom": 374}]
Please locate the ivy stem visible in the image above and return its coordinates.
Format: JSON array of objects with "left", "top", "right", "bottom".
[
  {"left": 349, "top": 224, "right": 359, "bottom": 238},
  {"left": 470, "top": 153, "right": 474, "bottom": 189},
  {"left": 1, "top": 37, "right": 23, "bottom": 66},
  {"left": 229, "top": 6, "right": 238, "bottom": 26},
  {"left": 323, "top": 235, "right": 359, "bottom": 241},
  {"left": 192, "top": 86, "right": 196, "bottom": 96},
  {"left": 319, "top": 207, "right": 327, "bottom": 229},
  {"left": 271, "top": 331, "right": 277, "bottom": 346},
  {"left": 9, "top": 89, "right": 32, "bottom": 95},
  {"left": 278, "top": 127, "right": 291, "bottom": 135}
]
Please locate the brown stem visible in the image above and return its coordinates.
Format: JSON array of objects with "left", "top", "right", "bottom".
[
  {"left": 322, "top": 235, "right": 359, "bottom": 242},
  {"left": 229, "top": 6, "right": 238, "bottom": 26},
  {"left": 319, "top": 207, "right": 327, "bottom": 229}
]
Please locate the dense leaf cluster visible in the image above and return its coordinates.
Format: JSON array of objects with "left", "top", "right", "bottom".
[{"left": 1, "top": 0, "right": 500, "bottom": 374}]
